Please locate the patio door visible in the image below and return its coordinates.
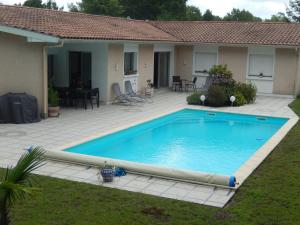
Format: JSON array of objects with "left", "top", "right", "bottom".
[
  {"left": 69, "top": 52, "right": 92, "bottom": 89},
  {"left": 154, "top": 52, "right": 170, "bottom": 88}
]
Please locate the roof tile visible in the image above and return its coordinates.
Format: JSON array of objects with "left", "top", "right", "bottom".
[
  {"left": 151, "top": 21, "right": 300, "bottom": 46},
  {"left": 1, "top": 5, "right": 300, "bottom": 46},
  {"left": 0, "top": 5, "right": 177, "bottom": 41}
]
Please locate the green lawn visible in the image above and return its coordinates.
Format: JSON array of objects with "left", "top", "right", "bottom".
[{"left": 1, "top": 99, "right": 300, "bottom": 225}]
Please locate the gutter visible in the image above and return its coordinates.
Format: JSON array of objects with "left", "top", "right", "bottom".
[
  {"left": 295, "top": 47, "right": 300, "bottom": 97},
  {"left": 61, "top": 38, "right": 300, "bottom": 49}
]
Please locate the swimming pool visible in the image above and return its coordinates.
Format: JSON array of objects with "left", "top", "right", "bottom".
[{"left": 63, "top": 109, "right": 287, "bottom": 185}]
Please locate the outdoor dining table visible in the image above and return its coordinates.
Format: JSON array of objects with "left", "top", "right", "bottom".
[{"left": 72, "top": 88, "right": 92, "bottom": 110}]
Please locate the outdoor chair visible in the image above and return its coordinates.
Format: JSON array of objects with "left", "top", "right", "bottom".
[
  {"left": 55, "top": 87, "right": 69, "bottom": 106},
  {"left": 89, "top": 88, "right": 100, "bottom": 109},
  {"left": 124, "top": 80, "right": 153, "bottom": 103},
  {"left": 112, "top": 83, "right": 140, "bottom": 105},
  {"left": 184, "top": 77, "right": 197, "bottom": 92},
  {"left": 69, "top": 88, "right": 90, "bottom": 110},
  {"left": 69, "top": 88, "right": 82, "bottom": 108},
  {"left": 172, "top": 76, "right": 183, "bottom": 92}
]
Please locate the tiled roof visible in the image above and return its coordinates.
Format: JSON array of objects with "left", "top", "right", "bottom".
[
  {"left": 0, "top": 5, "right": 177, "bottom": 41},
  {"left": 151, "top": 21, "right": 300, "bottom": 46},
  {"left": 1, "top": 5, "right": 300, "bottom": 46}
]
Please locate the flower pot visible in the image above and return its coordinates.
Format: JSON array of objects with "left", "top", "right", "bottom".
[
  {"left": 145, "top": 87, "right": 154, "bottom": 97},
  {"left": 100, "top": 168, "right": 115, "bottom": 182},
  {"left": 48, "top": 106, "right": 60, "bottom": 117}
]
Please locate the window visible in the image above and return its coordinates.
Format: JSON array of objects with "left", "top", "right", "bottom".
[
  {"left": 124, "top": 52, "right": 137, "bottom": 75},
  {"left": 194, "top": 52, "right": 217, "bottom": 74},
  {"left": 248, "top": 54, "right": 274, "bottom": 79}
]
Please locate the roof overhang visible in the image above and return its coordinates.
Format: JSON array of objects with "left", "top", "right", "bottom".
[
  {"left": 62, "top": 38, "right": 180, "bottom": 44},
  {"left": 62, "top": 38, "right": 300, "bottom": 49},
  {"left": 0, "top": 24, "right": 60, "bottom": 43}
]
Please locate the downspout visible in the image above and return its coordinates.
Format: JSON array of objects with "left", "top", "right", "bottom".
[
  {"left": 295, "top": 47, "right": 300, "bottom": 97},
  {"left": 42, "top": 40, "right": 64, "bottom": 118}
]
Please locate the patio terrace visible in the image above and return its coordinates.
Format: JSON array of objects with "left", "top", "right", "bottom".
[{"left": 0, "top": 91, "right": 297, "bottom": 207}]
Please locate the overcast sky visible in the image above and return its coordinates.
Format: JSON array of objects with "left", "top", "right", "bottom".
[{"left": 0, "top": 0, "right": 290, "bottom": 19}]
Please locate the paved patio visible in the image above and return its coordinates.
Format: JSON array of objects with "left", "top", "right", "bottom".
[{"left": 0, "top": 91, "right": 297, "bottom": 207}]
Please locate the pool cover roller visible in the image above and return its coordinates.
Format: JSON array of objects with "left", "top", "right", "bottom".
[{"left": 46, "top": 150, "right": 237, "bottom": 188}]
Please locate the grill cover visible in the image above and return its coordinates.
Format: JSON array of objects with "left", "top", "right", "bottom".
[{"left": 0, "top": 93, "right": 40, "bottom": 124}]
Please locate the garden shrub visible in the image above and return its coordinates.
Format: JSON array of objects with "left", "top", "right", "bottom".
[
  {"left": 236, "top": 82, "right": 257, "bottom": 103},
  {"left": 187, "top": 92, "right": 201, "bottom": 105},
  {"left": 209, "top": 64, "right": 233, "bottom": 78},
  {"left": 186, "top": 65, "right": 257, "bottom": 108},
  {"left": 207, "top": 85, "right": 227, "bottom": 107},
  {"left": 234, "top": 91, "right": 247, "bottom": 106},
  {"left": 209, "top": 64, "right": 234, "bottom": 86},
  {"left": 224, "top": 81, "right": 236, "bottom": 97}
]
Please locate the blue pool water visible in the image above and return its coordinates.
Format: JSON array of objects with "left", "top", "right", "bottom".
[{"left": 65, "top": 109, "right": 288, "bottom": 176}]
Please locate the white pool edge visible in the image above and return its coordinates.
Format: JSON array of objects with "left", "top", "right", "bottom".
[
  {"left": 45, "top": 106, "right": 298, "bottom": 189},
  {"left": 234, "top": 116, "right": 298, "bottom": 185}
]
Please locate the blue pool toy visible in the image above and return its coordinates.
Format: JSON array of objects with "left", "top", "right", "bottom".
[
  {"left": 229, "top": 176, "right": 236, "bottom": 187},
  {"left": 115, "top": 167, "right": 127, "bottom": 177}
]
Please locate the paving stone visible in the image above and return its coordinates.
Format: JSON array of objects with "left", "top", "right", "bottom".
[
  {"left": 0, "top": 94, "right": 295, "bottom": 207},
  {"left": 205, "top": 201, "right": 226, "bottom": 208},
  {"left": 125, "top": 180, "right": 151, "bottom": 189},
  {"left": 184, "top": 190, "right": 212, "bottom": 201},
  {"left": 144, "top": 183, "right": 171, "bottom": 193},
  {"left": 173, "top": 182, "right": 196, "bottom": 190},
  {"left": 163, "top": 187, "right": 189, "bottom": 198}
]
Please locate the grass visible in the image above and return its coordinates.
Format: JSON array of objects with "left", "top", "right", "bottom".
[{"left": 1, "top": 99, "right": 300, "bottom": 225}]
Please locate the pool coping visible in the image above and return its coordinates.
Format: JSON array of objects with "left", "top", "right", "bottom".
[
  {"left": 45, "top": 105, "right": 298, "bottom": 189},
  {"left": 187, "top": 105, "right": 299, "bottom": 186}
]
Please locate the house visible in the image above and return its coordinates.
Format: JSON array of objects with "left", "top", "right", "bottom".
[{"left": 1, "top": 5, "right": 300, "bottom": 117}]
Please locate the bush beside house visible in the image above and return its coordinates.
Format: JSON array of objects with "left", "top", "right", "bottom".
[
  {"left": 187, "top": 64, "right": 257, "bottom": 107},
  {"left": 207, "top": 85, "right": 227, "bottom": 107}
]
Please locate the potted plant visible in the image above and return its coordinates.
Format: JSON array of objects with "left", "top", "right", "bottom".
[
  {"left": 48, "top": 86, "right": 60, "bottom": 117},
  {"left": 145, "top": 80, "right": 154, "bottom": 97},
  {"left": 100, "top": 162, "right": 115, "bottom": 182}
]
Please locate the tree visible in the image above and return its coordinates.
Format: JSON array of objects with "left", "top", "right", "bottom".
[
  {"left": 202, "top": 9, "right": 218, "bottom": 21},
  {"left": 68, "top": 3, "right": 79, "bottom": 12},
  {"left": 44, "top": 0, "right": 63, "bottom": 10},
  {"left": 71, "top": 0, "right": 187, "bottom": 20},
  {"left": 157, "top": 0, "right": 187, "bottom": 20},
  {"left": 224, "top": 8, "right": 262, "bottom": 21},
  {"left": 77, "top": 0, "right": 124, "bottom": 17},
  {"left": 23, "top": 0, "right": 63, "bottom": 10},
  {"left": 185, "top": 5, "right": 202, "bottom": 21},
  {"left": 119, "top": 0, "right": 160, "bottom": 20},
  {"left": 268, "top": 12, "right": 290, "bottom": 22},
  {"left": 119, "top": 0, "right": 187, "bottom": 20},
  {"left": 23, "top": 0, "right": 43, "bottom": 8},
  {"left": 0, "top": 147, "right": 45, "bottom": 225},
  {"left": 287, "top": 0, "right": 300, "bottom": 22}
]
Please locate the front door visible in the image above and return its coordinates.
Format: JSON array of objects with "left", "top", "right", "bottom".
[{"left": 154, "top": 52, "right": 170, "bottom": 88}]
